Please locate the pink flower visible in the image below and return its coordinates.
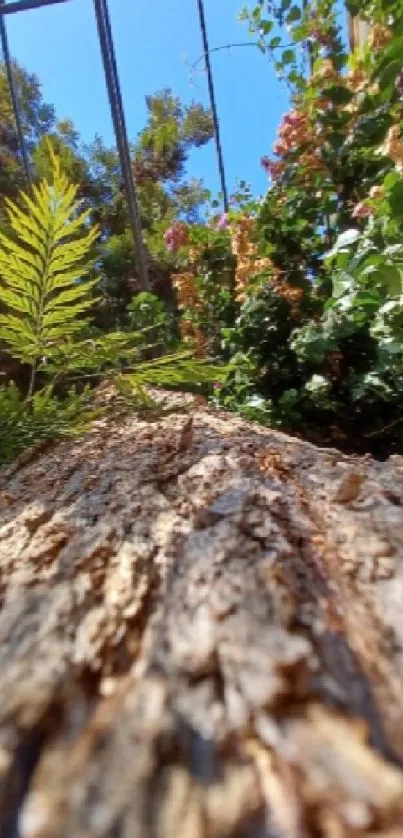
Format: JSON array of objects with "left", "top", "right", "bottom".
[
  {"left": 217, "top": 212, "right": 229, "bottom": 230},
  {"left": 213, "top": 381, "right": 222, "bottom": 391},
  {"left": 352, "top": 202, "right": 372, "bottom": 219},
  {"left": 164, "top": 229, "right": 175, "bottom": 250},
  {"left": 261, "top": 156, "right": 284, "bottom": 181},
  {"left": 282, "top": 110, "right": 301, "bottom": 128},
  {"left": 272, "top": 139, "right": 287, "bottom": 156},
  {"left": 164, "top": 221, "right": 189, "bottom": 252}
]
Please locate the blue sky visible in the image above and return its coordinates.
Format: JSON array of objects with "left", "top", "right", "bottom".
[{"left": 4, "top": 0, "right": 289, "bottom": 197}]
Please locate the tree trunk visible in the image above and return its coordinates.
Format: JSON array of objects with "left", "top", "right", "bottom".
[{"left": 1, "top": 402, "right": 403, "bottom": 837}]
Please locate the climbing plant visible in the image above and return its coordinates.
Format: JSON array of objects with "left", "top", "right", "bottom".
[{"left": 166, "top": 0, "right": 403, "bottom": 454}]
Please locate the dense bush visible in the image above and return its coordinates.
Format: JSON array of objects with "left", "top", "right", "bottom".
[{"left": 165, "top": 0, "right": 403, "bottom": 456}]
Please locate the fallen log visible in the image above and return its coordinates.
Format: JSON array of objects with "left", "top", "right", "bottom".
[{"left": 0, "top": 403, "right": 403, "bottom": 837}]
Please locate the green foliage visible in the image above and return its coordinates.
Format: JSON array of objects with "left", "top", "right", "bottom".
[
  {"left": 134, "top": 90, "right": 214, "bottom": 185},
  {"left": 127, "top": 291, "right": 175, "bottom": 350},
  {"left": 4, "top": 6, "right": 403, "bottom": 458},
  {"left": 171, "top": 0, "right": 403, "bottom": 455},
  {"left": 0, "top": 382, "right": 98, "bottom": 465},
  {"left": 0, "top": 149, "right": 99, "bottom": 391},
  {"left": 0, "top": 338, "right": 227, "bottom": 465},
  {"left": 0, "top": 61, "right": 55, "bottom": 200},
  {"left": 216, "top": 287, "right": 306, "bottom": 428},
  {"left": 188, "top": 222, "right": 237, "bottom": 353},
  {"left": 129, "top": 352, "right": 227, "bottom": 390},
  {"left": 0, "top": 67, "right": 215, "bottom": 330},
  {"left": 33, "top": 123, "right": 90, "bottom": 188},
  {"left": 78, "top": 91, "right": 214, "bottom": 328},
  {"left": 0, "top": 64, "right": 52, "bottom": 235},
  {"left": 0, "top": 151, "right": 228, "bottom": 463}
]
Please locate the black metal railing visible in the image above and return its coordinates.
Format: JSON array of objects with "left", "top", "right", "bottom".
[{"left": 0, "top": 0, "right": 229, "bottom": 289}]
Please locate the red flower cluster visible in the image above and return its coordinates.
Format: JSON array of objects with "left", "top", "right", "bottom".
[
  {"left": 272, "top": 109, "right": 311, "bottom": 157},
  {"left": 261, "top": 156, "right": 285, "bottom": 181},
  {"left": 164, "top": 221, "right": 189, "bottom": 253},
  {"left": 261, "top": 107, "right": 323, "bottom": 183},
  {"left": 261, "top": 109, "right": 315, "bottom": 182}
]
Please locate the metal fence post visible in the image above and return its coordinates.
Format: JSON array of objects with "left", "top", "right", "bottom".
[
  {"left": 93, "top": 0, "right": 150, "bottom": 291},
  {"left": 0, "top": 0, "right": 32, "bottom": 189},
  {"left": 196, "top": 0, "right": 228, "bottom": 212}
]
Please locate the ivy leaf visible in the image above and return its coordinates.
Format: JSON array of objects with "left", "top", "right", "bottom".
[
  {"left": 281, "top": 48, "right": 295, "bottom": 65},
  {"left": 378, "top": 58, "right": 401, "bottom": 89},
  {"left": 259, "top": 19, "right": 273, "bottom": 35},
  {"left": 327, "top": 229, "right": 360, "bottom": 259},
  {"left": 252, "top": 4, "right": 262, "bottom": 24},
  {"left": 286, "top": 5, "right": 301, "bottom": 23},
  {"left": 384, "top": 171, "right": 401, "bottom": 191},
  {"left": 389, "top": 181, "right": 403, "bottom": 220},
  {"left": 237, "top": 5, "right": 250, "bottom": 22},
  {"left": 332, "top": 270, "right": 354, "bottom": 298},
  {"left": 376, "top": 265, "right": 403, "bottom": 297}
]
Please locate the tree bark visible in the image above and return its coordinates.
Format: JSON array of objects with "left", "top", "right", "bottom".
[{"left": 1, "top": 402, "right": 403, "bottom": 837}]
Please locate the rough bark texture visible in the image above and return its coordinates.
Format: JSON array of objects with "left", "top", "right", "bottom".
[{"left": 1, "top": 399, "right": 403, "bottom": 837}]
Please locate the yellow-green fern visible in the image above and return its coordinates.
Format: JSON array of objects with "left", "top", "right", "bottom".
[{"left": 0, "top": 148, "right": 99, "bottom": 394}]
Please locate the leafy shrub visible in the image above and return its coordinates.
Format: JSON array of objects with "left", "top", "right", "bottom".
[
  {"left": 0, "top": 383, "right": 97, "bottom": 465},
  {"left": 126, "top": 291, "right": 176, "bottom": 352},
  {"left": 167, "top": 217, "right": 236, "bottom": 355},
  {"left": 167, "top": 0, "right": 403, "bottom": 455}
]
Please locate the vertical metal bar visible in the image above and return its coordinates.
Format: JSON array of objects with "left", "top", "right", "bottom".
[
  {"left": 196, "top": 0, "right": 228, "bottom": 212},
  {"left": 93, "top": 0, "right": 150, "bottom": 291},
  {"left": 0, "top": 0, "right": 32, "bottom": 189}
]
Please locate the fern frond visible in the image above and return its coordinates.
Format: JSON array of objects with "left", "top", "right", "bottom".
[
  {"left": 18, "top": 190, "right": 50, "bottom": 233},
  {"left": 44, "top": 280, "right": 99, "bottom": 313},
  {"left": 0, "top": 152, "right": 99, "bottom": 371},
  {"left": 5, "top": 204, "right": 46, "bottom": 250},
  {"left": 42, "top": 300, "right": 95, "bottom": 329},
  {"left": 0, "top": 289, "right": 37, "bottom": 316},
  {"left": 0, "top": 231, "right": 44, "bottom": 273},
  {"left": 125, "top": 353, "right": 228, "bottom": 389}
]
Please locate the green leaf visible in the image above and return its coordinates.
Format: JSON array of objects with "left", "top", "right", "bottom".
[
  {"left": 376, "top": 265, "right": 403, "bottom": 296},
  {"left": 384, "top": 171, "right": 401, "bottom": 191},
  {"left": 259, "top": 19, "right": 273, "bottom": 34},
  {"left": 286, "top": 5, "right": 301, "bottom": 23},
  {"left": 327, "top": 229, "right": 360, "bottom": 258},
  {"left": 281, "top": 48, "right": 295, "bottom": 65},
  {"left": 389, "top": 181, "right": 403, "bottom": 220}
]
